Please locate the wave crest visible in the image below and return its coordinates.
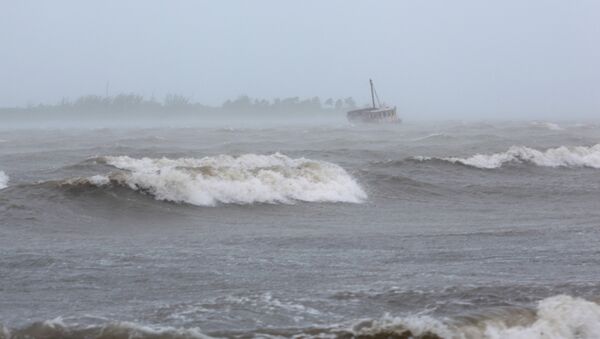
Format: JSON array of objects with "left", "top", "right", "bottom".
[
  {"left": 0, "top": 171, "right": 8, "bottom": 189},
  {"left": 71, "top": 153, "right": 366, "bottom": 206},
  {"left": 2, "top": 295, "right": 599, "bottom": 338},
  {"left": 3, "top": 317, "right": 212, "bottom": 339},
  {"left": 411, "top": 133, "right": 454, "bottom": 142},
  {"left": 531, "top": 121, "right": 564, "bottom": 131},
  {"left": 481, "top": 295, "right": 600, "bottom": 339},
  {"left": 415, "top": 144, "right": 600, "bottom": 169},
  {"left": 335, "top": 295, "right": 600, "bottom": 339}
]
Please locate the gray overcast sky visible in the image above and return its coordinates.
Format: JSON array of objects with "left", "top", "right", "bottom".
[{"left": 1, "top": 0, "right": 599, "bottom": 119}]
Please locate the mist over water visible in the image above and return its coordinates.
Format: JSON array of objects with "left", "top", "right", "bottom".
[
  {"left": 2, "top": 121, "right": 600, "bottom": 338},
  {"left": 2, "top": 1, "right": 600, "bottom": 120},
  {"left": 2, "top": 0, "right": 600, "bottom": 338}
]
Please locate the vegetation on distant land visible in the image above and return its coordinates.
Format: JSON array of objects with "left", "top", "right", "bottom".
[{"left": 0, "top": 94, "right": 358, "bottom": 121}]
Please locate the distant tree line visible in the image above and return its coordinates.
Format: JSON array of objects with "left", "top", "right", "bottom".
[{"left": 1, "top": 94, "right": 357, "bottom": 116}]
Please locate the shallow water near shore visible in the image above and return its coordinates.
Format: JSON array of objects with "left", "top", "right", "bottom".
[{"left": 1, "top": 121, "right": 600, "bottom": 338}]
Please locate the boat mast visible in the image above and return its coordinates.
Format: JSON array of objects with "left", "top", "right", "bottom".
[{"left": 370, "top": 79, "right": 376, "bottom": 108}]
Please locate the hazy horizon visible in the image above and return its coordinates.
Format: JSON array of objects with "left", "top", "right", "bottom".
[
  {"left": 4, "top": 3, "right": 600, "bottom": 337},
  {"left": 2, "top": 0, "right": 599, "bottom": 120}
]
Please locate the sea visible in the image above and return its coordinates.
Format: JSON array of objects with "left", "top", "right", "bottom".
[{"left": 1, "top": 120, "right": 600, "bottom": 338}]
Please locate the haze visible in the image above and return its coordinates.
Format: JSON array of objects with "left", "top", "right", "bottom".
[{"left": 2, "top": 0, "right": 599, "bottom": 120}]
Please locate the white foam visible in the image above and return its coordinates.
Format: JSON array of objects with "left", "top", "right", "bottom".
[
  {"left": 261, "top": 293, "right": 322, "bottom": 316},
  {"left": 481, "top": 295, "right": 600, "bottom": 339},
  {"left": 427, "top": 144, "right": 600, "bottom": 169},
  {"left": 348, "top": 314, "right": 453, "bottom": 338},
  {"left": 42, "top": 316, "right": 67, "bottom": 328},
  {"left": 412, "top": 133, "right": 452, "bottom": 142},
  {"left": 7, "top": 317, "right": 213, "bottom": 339},
  {"left": 88, "top": 174, "right": 110, "bottom": 186},
  {"left": 227, "top": 292, "right": 322, "bottom": 316},
  {"left": 0, "top": 171, "right": 8, "bottom": 189},
  {"left": 91, "top": 153, "right": 366, "bottom": 206},
  {"left": 101, "top": 321, "right": 212, "bottom": 339},
  {"left": 4, "top": 295, "right": 599, "bottom": 339},
  {"left": 344, "top": 295, "right": 600, "bottom": 339}
]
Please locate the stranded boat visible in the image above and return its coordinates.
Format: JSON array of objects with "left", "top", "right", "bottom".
[{"left": 347, "top": 79, "right": 400, "bottom": 124}]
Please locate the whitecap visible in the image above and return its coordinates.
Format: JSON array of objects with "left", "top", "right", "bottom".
[
  {"left": 0, "top": 171, "right": 8, "bottom": 189},
  {"left": 82, "top": 153, "right": 367, "bottom": 206},
  {"left": 481, "top": 295, "right": 600, "bottom": 339},
  {"left": 531, "top": 121, "right": 564, "bottom": 131},
  {"left": 6, "top": 316, "right": 213, "bottom": 339},
  {"left": 415, "top": 144, "right": 600, "bottom": 169},
  {"left": 342, "top": 295, "right": 600, "bottom": 339},
  {"left": 411, "top": 133, "right": 453, "bottom": 142}
]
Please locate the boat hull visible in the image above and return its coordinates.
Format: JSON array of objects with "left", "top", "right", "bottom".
[{"left": 346, "top": 106, "right": 401, "bottom": 124}]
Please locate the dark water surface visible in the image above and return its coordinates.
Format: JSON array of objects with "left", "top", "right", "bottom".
[{"left": 1, "top": 121, "right": 600, "bottom": 338}]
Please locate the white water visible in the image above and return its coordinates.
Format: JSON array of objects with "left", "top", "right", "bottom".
[
  {"left": 347, "top": 314, "right": 453, "bottom": 338},
  {"left": 85, "top": 153, "right": 366, "bottom": 206},
  {"left": 27, "top": 316, "right": 212, "bottom": 339},
  {"left": 418, "top": 144, "right": 600, "bottom": 169},
  {"left": 0, "top": 171, "right": 8, "bottom": 189},
  {"left": 347, "top": 295, "right": 600, "bottom": 339},
  {"left": 479, "top": 295, "right": 600, "bottom": 339}
]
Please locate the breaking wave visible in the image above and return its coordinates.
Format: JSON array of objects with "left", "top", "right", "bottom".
[
  {"left": 477, "top": 295, "right": 600, "bottom": 339},
  {"left": 64, "top": 153, "right": 366, "bottom": 206},
  {"left": 1, "top": 317, "right": 212, "bottom": 339},
  {"left": 2, "top": 295, "right": 599, "bottom": 339},
  {"left": 415, "top": 144, "right": 600, "bottom": 169},
  {"left": 0, "top": 171, "right": 8, "bottom": 189},
  {"left": 336, "top": 295, "right": 600, "bottom": 339},
  {"left": 411, "top": 133, "right": 454, "bottom": 142},
  {"left": 531, "top": 121, "right": 564, "bottom": 131}
]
